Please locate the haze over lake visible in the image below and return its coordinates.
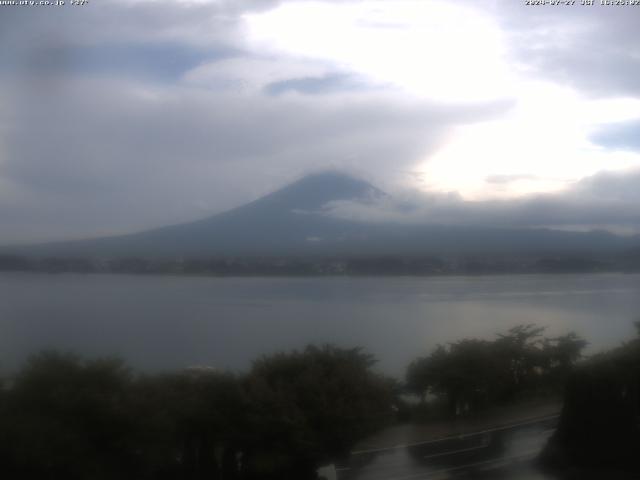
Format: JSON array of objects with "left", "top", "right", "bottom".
[{"left": 2, "top": 272, "right": 639, "bottom": 377}]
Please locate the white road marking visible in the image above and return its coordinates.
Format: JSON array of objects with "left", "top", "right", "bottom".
[
  {"left": 422, "top": 443, "right": 488, "bottom": 460},
  {"left": 351, "top": 414, "right": 559, "bottom": 455}
]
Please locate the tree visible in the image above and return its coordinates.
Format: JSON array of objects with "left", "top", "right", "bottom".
[
  {"left": 241, "top": 345, "right": 395, "bottom": 479},
  {"left": 540, "top": 322, "right": 639, "bottom": 474},
  {"left": 132, "top": 369, "right": 246, "bottom": 480},
  {"left": 405, "top": 325, "right": 588, "bottom": 418},
  {"left": 1, "top": 351, "right": 138, "bottom": 479},
  {"left": 542, "top": 332, "right": 589, "bottom": 374},
  {"left": 493, "top": 324, "right": 547, "bottom": 399},
  {"left": 407, "top": 340, "right": 503, "bottom": 416}
]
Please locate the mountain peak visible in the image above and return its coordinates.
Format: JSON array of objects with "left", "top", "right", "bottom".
[{"left": 262, "top": 171, "right": 384, "bottom": 210}]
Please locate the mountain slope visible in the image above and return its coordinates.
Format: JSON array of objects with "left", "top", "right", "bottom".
[
  {"left": 5, "top": 173, "right": 385, "bottom": 257},
  {"left": 3, "top": 172, "right": 639, "bottom": 258}
]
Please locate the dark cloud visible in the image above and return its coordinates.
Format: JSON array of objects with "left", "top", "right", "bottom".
[
  {"left": 572, "top": 168, "right": 640, "bottom": 201},
  {"left": 324, "top": 168, "right": 640, "bottom": 234},
  {"left": 487, "top": 2, "right": 640, "bottom": 98},
  {"left": 18, "top": 43, "right": 235, "bottom": 82},
  {"left": 264, "top": 73, "right": 369, "bottom": 95}
]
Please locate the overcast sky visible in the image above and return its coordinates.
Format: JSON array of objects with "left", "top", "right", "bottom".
[{"left": 1, "top": 0, "right": 640, "bottom": 243}]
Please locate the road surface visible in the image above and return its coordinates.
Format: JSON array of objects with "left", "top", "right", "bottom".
[{"left": 336, "top": 415, "right": 559, "bottom": 480}]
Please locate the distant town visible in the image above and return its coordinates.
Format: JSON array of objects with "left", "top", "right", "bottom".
[{"left": 2, "top": 252, "right": 639, "bottom": 276}]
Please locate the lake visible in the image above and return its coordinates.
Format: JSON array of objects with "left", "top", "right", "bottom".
[{"left": 1, "top": 272, "right": 639, "bottom": 377}]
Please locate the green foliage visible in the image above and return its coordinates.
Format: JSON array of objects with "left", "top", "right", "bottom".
[
  {"left": 1, "top": 351, "right": 137, "bottom": 479},
  {"left": 242, "top": 345, "right": 395, "bottom": 478},
  {"left": 540, "top": 324, "right": 640, "bottom": 473},
  {"left": 0, "top": 346, "right": 394, "bottom": 480},
  {"left": 406, "top": 325, "right": 588, "bottom": 417},
  {"left": 131, "top": 369, "right": 246, "bottom": 479}
]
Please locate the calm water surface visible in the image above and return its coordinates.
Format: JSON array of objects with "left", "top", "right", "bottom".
[{"left": 1, "top": 272, "right": 639, "bottom": 376}]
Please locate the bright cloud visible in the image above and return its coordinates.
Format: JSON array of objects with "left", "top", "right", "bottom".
[
  {"left": 243, "top": 1, "right": 640, "bottom": 199},
  {"left": 244, "top": 0, "right": 513, "bottom": 102},
  {"left": 421, "top": 83, "right": 640, "bottom": 198}
]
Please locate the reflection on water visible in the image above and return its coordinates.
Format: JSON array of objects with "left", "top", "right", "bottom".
[{"left": 0, "top": 272, "right": 639, "bottom": 375}]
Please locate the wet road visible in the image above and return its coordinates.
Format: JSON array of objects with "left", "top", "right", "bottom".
[{"left": 336, "top": 415, "right": 559, "bottom": 480}]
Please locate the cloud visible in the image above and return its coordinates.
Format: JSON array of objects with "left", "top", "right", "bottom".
[
  {"left": 0, "top": 0, "right": 520, "bottom": 244},
  {"left": 486, "top": 2, "right": 640, "bottom": 98},
  {"left": 0, "top": 66, "right": 508, "bottom": 243},
  {"left": 243, "top": 0, "right": 512, "bottom": 103},
  {"left": 264, "top": 73, "right": 369, "bottom": 96},
  {"left": 485, "top": 174, "right": 538, "bottom": 185},
  {"left": 183, "top": 56, "right": 332, "bottom": 92},
  {"left": 322, "top": 168, "right": 640, "bottom": 234},
  {"left": 1, "top": 0, "right": 640, "bottom": 244}
]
